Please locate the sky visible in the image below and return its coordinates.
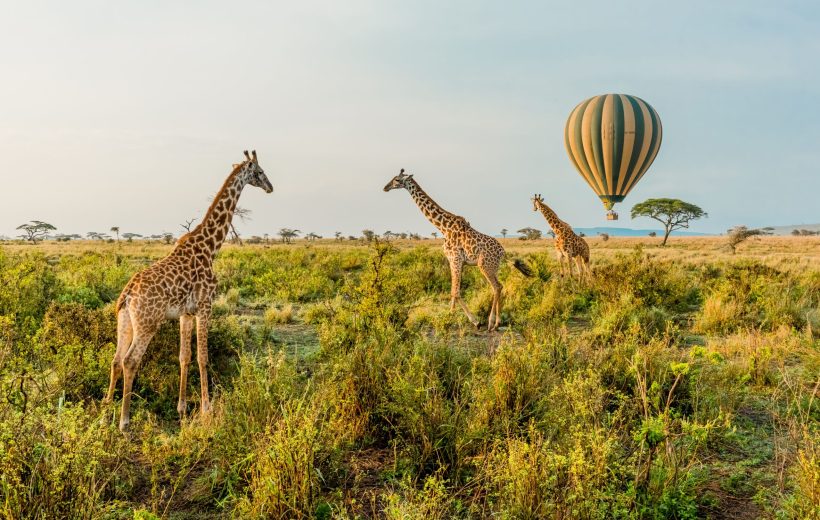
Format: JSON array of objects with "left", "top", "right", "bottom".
[{"left": 1, "top": 1, "right": 819, "bottom": 239}]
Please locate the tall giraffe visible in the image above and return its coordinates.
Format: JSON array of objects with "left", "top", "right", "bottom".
[
  {"left": 532, "top": 194, "right": 590, "bottom": 279},
  {"left": 104, "top": 151, "right": 273, "bottom": 431},
  {"left": 384, "top": 169, "right": 531, "bottom": 331}
]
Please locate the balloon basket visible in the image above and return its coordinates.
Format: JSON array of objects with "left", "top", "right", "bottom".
[{"left": 606, "top": 211, "right": 618, "bottom": 221}]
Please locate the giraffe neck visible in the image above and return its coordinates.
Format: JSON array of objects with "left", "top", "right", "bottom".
[
  {"left": 187, "top": 164, "right": 248, "bottom": 257},
  {"left": 537, "top": 201, "right": 567, "bottom": 235},
  {"left": 404, "top": 178, "right": 460, "bottom": 233}
]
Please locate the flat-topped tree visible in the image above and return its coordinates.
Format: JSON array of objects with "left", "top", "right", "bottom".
[
  {"left": 517, "top": 227, "right": 542, "bottom": 241},
  {"left": 16, "top": 221, "right": 56, "bottom": 243},
  {"left": 726, "top": 226, "right": 774, "bottom": 254},
  {"left": 278, "top": 228, "right": 299, "bottom": 244},
  {"left": 631, "top": 198, "right": 707, "bottom": 246}
]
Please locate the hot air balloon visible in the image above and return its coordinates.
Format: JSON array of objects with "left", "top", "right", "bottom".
[{"left": 564, "top": 94, "right": 662, "bottom": 220}]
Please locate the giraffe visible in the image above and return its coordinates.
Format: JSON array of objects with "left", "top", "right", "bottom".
[
  {"left": 104, "top": 150, "right": 273, "bottom": 431},
  {"left": 384, "top": 169, "right": 532, "bottom": 331},
  {"left": 531, "top": 194, "right": 590, "bottom": 279}
]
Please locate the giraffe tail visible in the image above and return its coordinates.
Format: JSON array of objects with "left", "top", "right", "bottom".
[{"left": 512, "top": 258, "right": 534, "bottom": 277}]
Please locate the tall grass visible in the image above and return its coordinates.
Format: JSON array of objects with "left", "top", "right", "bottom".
[{"left": 0, "top": 240, "right": 817, "bottom": 517}]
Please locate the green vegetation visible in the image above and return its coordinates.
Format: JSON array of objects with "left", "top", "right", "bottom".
[{"left": 0, "top": 240, "right": 817, "bottom": 518}]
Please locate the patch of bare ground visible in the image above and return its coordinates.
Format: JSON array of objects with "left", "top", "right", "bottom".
[
  {"left": 334, "top": 447, "right": 394, "bottom": 518},
  {"left": 699, "top": 405, "right": 777, "bottom": 519}
]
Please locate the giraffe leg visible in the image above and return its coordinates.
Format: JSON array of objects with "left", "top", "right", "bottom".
[
  {"left": 448, "top": 257, "right": 479, "bottom": 327},
  {"left": 120, "top": 327, "right": 156, "bottom": 431},
  {"left": 480, "top": 267, "right": 503, "bottom": 332},
  {"left": 177, "top": 314, "right": 194, "bottom": 418},
  {"left": 104, "top": 308, "right": 132, "bottom": 404},
  {"left": 573, "top": 257, "right": 583, "bottom": 280},
  {"left": 196, "top": 310, "right": 212, "bottom": 414}
]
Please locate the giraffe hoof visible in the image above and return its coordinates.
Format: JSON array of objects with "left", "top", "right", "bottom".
[
  {"left": 201, "top": 402, "right": 212, "bottom": 415},
  {"left": 177, "top": 400, "right": 187, "bottom": 416},
  {"left": 118, "top": 418, "right": 130, "bottom": 432}
]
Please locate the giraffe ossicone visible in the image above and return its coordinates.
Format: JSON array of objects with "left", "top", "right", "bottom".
[{"left": 104, "top": 150, "right": 273, "bottom": 431}]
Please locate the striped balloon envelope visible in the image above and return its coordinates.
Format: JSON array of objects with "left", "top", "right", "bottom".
[{"left": 564, "top": 94, "right": 662, "bottom": 215}]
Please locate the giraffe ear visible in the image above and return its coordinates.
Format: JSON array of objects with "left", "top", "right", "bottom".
[
  {"left": 243, "top": 150, "right": 251, "bottom": 161},
  {"left": 232, "top": 163, "right": 240, "bottom": 169}
]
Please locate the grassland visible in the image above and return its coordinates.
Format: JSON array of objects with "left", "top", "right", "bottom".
[{"left": 0, "top": 236, "right": 817, "bottom": 519}]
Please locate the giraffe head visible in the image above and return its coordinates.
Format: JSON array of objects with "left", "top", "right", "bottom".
[
  {"left": 238, "top": 150, "right": 273, "bottom": 193},
  {"left": 532, "top": 194, "right": 545, "bottom": 211},
  {"left": 383, "top": 168, "right": 413, "bottom": 192}
]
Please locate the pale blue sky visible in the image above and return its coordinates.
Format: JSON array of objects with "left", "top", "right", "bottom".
[{"left": 1, "top": 1, "right": 818, "bottom": 238}]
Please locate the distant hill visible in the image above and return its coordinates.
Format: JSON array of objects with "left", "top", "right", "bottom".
[
  {"left": 507, "top": 227, "right": 712, "bottom": 238},
  {"left": 763, "top": 224, "right": 820, "bottom": 236},
  {"left": 572, "top": 227, "right": 711, "bottom": 237}
]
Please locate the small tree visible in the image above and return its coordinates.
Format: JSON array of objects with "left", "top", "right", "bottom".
[
  {"left": 180, "top": 218, "right": 197, "bottom": 233},
  {"left": 631, "top": 198, "right": 707, "bottom": 246},
  {"left": 599, "top": 232, "right": 610, "bottom": 242},
  {"left": 162, "top": 233, "right": 174, "bottom": 245},
  {"left": 110, "top": 226, "right": 120, "bottom": 242},
  {"left": 16, "top": 221, "right": 56, "bottom": 243},
  {"left": 362, "top": 229, "right": 376, "bottom": 242},
  {"left": 726, "top": 226, "right": 773, "bottom": 254},
  {"left": 305, "top": 232, "right": 321, "bottom": 241},
  {"left": 334, "top": 231, "right": 342, "bottom": 241},
  {"left": 517, "top": 227, "right": 542, "bottom": 241},
  {"left": 546, "top": 230, "right": 556, "bottom": 239},
  {"left": 87, "top": 231, "right": 110, "bottom": 241},
  {"left": 431, "top": 231, "right": 438, "bottom": 239},
  {"left": 500, "top": 228, "right": 508, "bottom": 239},
  {"left": 122, "top": 232, "right": 142, "bottom": 242},
  {"left": 648, "top": 231, "right": 657, "bottom": 237},
  {"left": 278, "top": 228, "right": 300, "bottom": 244}
]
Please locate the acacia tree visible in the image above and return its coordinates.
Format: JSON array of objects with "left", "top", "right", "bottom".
[
  {"left": 500, "top": 228, "right": 508, "bottom": 239},
  {"left": 16, "top": 221, "right": 56, "bottom": 243},
  {"left": 362, "top": 229, "right": 376, "bottom": 242},
  {"left": 517, "top": 227, "right": 542, "bottom": 240},
  {"left": 278, "top": 228, "right": 300, "bottom": 244},
  {"left": 631, "top": 198, "right": 707, "bottom": 246},
  {"left": 726, "top": 226, "right": 773, "bottom": 254},
  {"left": 122, "top": 232, "right": 142, "bottom": 242},
  {"left": 110, "top": 226, "right": 120, "bottom": 242},
  {"left": 87, "top": 231, "right": 110, "bottom": 241}
]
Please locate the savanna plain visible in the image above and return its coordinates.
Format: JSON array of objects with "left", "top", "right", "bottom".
[{"left": 0, "top": 236, "right": 818, "bottom": 519}]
